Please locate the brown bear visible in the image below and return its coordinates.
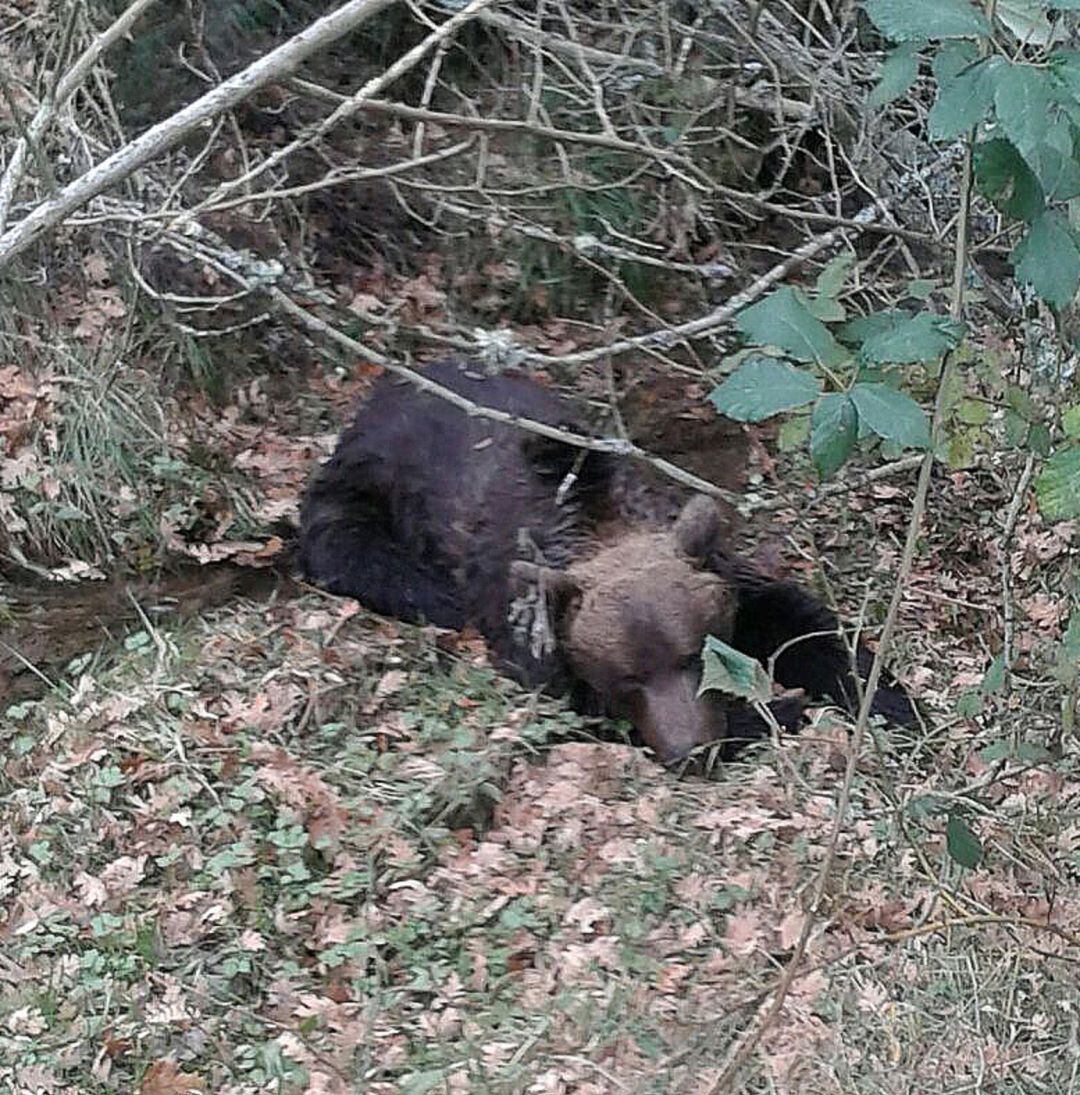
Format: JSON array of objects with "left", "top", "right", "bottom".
[{"left": 299, "top": 359, "right": 914, "bottom": 764}]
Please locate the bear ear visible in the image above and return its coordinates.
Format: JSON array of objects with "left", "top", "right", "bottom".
[{"left": 673, "top": 495, "right": 728, "bottom": 562}]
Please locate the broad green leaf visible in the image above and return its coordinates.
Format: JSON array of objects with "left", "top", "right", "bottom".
[
  {"left": 859, "top": 312, "right": 966, "bottom": 364},
  {"left": 979, "top": 737, "right": 1011, "bottom": 761},
  {"left": 1012, "top": 211, "right": 1080, "bottom": 307},
  {"left": 1034, "top": 445, "right": 1080, "bottom": 518},
  {"left": 811, "top": 394, "right": 858, "bottom": 478},
  {"left": 929, "top": 57, "right": 999, "bottom": 140},
  {"left": 946, "top": 814, "right": 983, "bottom": 868},
  {"left": 869, "top": 44, "right": 921, "bottom": 108},
  {"left": 699, "top": 635, "right": 773, "bottom": 704},
  {"left": 1020, "top": 120, "right": 1080, "bottom": 201},
  {"left": 838, "top": 310, "right": 906, "bottom": 345},
  {"left": 864, "top": 0, "right": 989, "bottom": 40},
  {"left": 973, "top": 138, "right": 1045, "bottom": 220},
  {"left": 977, "top": 735, "right": 1012, "bottom": 762},
  {"left": 993, "top": 63, "right": 1051, "bottom": 156},
  {"left": 708, "top": 357, "right": 822, "bottom": 421},
  {"left": 1064, "top": 404, "right": 1080, "bottom": 438},
  {"left": 932, "top": 41, "right": 979, "bottom": 85},
  {"left": 1051, "top": 51, "right": 1080, "bottom": 101},
  {"left": 735, "top": 286, "right": 846, "bottom": 365},
  {"left": 807, "top": 296, "right": 847, "bottom": 323},
  {"left": 815, "top": 253, "right": 854, "bottom": 300},
  {"left": 850, "top": 383, "right": 931, "bottom": 448}
]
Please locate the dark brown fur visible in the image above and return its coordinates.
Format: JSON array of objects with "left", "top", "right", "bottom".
[{"left": 299, "top": 360, "right": 915, "bottom": 764}]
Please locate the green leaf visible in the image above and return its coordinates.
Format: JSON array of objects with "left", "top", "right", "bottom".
[
  {"left": 709, "top": 357, "right": 822, "bottom": 421},
  {"left": 859, "top": 312, "right": 966, "bottom": 364},
  {"left": 699, "top": 635, "right": 773, "bottom": 704},
  {"left": 981, "top": 654, "right": 1006, "bottom": 694},
  {"left": 838, "top": 310, "right": 906, "bottom": 345},
  {"left": 1012, "top": 211, "right": 1080, "bottom": 307},
  {"left": 808, "top": 255, "right": 852, "bottom": 321},
  {"left": 1019, "top": 120, "right": 1080, "bottom": 201},
  {"left": 956, "top": 398, "right": 990, "bottom": 425},
  {"left": 946, "top": 814, "right": 983, "bottom": 868},
  {"left": 850, "top": 384, "right": 931, "bottom": 448},
  {"left": 979, "top": 737, "right": 1011, "bottom": 761},
  {"left": 1007, "top": 385, "right": 1036, "bottom": 420},
  {"left": 735, "top": 286, "right": 846, "bottom": 365},
  {"left": 1016, "top": 741, "right": 1054, "bottom": 764},
  {"left": 869, "top": 43, "right": 921, "bottom": 108},
  {"left": 864, "top": 0, "right": 990, "bottom": 40},
  {"left": 1051, "top": 50, "right": 1080, "bottom": 101},
  {"left": 1035, "top": 445, "right": 1080, "bottom": 519},
  {"left": 957, "top": 691, "right": 985, "bottom": 718},
  {"left": 811, "top": 394, "right": 858, "bottom": 478},
  {"left": 1063, "top": 404, "right": 1080, "bottom": 438},
  {"left": 1056, "top": 613, "right": 1080, "bottom": 683},
  {"left": 778, "top": 413, "right": 811, "bottom": 451},
  {"left": 973, "top": 138, "right": 1045, "bottom": 220},
  {"left": 945, "top": 425, "right": 979, "bottom": 468},
  {"left": 1029, "top": 422, "right": 1052, "bottom": 456},
  {"left": 993, "top": 63, "right": 1051, "bottom": 157},
  {"left": 929, "top": 57, "right": 999, "bottom": 140},
  {"left": 906, "top": 278, "right": 937, "bottom": 300},
  {"left": 1003, "top": 408, "right": 1029, "bottom": 447},
  {"left": 932, "top": 41, "right": 979, "bottom": 84},
  {"left": 816, "top": 253, "right": 854, "bottom": 301}
]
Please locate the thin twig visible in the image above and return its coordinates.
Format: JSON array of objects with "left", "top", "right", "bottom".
[{"left": 1000, "top": 452, "right": 1037, "bottom": 691}]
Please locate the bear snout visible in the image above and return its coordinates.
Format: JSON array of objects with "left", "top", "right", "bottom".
[{"left": 629, "top": 669, "right": 728, "bottom": 766}]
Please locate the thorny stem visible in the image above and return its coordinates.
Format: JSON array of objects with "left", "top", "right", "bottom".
[{"left": 707, "top": 145, "right": 975, "bottom": 1092}]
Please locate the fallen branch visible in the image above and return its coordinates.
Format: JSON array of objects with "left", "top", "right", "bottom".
[
  {"left": 267, "top": 285, "right": 744, "bottom": 506},
  {"left": 0, "top": 0, "right": 398, "bottom": 269}
]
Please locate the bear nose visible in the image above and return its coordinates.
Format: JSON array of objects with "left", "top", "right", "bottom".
[{"left": 636, "top": 670, "right": 726, "bottom": 766}]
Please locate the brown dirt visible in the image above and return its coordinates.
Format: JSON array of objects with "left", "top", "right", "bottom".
[{"left": 1, "top": 563, "right": 293, "bottom": 705}]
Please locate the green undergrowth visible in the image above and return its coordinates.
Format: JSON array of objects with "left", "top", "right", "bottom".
[{"left": 2, "top": 594, "right": 1079, "bottom": 1092}]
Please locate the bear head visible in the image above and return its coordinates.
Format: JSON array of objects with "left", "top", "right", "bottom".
[{"left": 513, "top": 496, "right": 740, "bottom": 765}]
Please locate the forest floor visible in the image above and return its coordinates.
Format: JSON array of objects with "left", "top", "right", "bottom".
[{"left": 3, "top": 307, "right": 1079, "bottom": 1092}]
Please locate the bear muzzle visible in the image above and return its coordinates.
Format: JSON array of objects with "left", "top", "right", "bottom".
[{"left": 626, "top": 669, "right": 729, "bottom": 766}]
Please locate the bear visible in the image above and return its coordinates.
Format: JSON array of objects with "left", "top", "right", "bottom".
[{"left": 299, "top": 359, "right": 915, "bottom": 765}]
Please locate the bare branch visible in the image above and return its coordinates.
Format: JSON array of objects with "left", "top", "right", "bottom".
[
  {"left": 0, "top": 0, "right": 398, "bottom": 268},
  {"left": 182, "top": 0, "right": 501, "bottom": 223},
  {"left": 268, "top": 285, "right": 743, "bottom": 506},
  {"left": 0, "top": 0, "right": 163, "bottom": 232}
]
